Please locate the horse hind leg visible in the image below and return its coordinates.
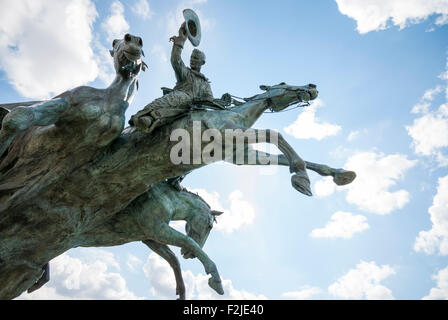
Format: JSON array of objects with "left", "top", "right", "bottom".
[
  {"left": 27, "top": 263, "right": 50, "bottom": 294},
  {"left": 142, "top": 239, "right": 186, "bottom": 300},
  {"left": 151, "top": 223, "right": 224, "bottom": 295}
]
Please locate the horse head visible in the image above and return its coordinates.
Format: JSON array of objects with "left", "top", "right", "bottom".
[
  {"left": 110, "top": 33, "right": 148, "bottom": 78},
  {"left": 181, "top": 195, "right": 223, "bottom": 259},
  {"left": 256, "top": 82, "right": 319, "bottom": 112}
]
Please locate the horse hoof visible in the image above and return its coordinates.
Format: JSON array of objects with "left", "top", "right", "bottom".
[
  {"left": 291, "top": 174, "right": 312, "bottom": 196},
  {"left": 27, "top": 279, "right": 45, "bottom": 294},
  {"left": 177, "top": 294, "right": 186, "bottom": 300},
  {"left": 333, "top": 170, "right": 356, "bottom": 186},
  {"left": 176, "top": 287, "right": 186, "bottom": 300},
  {"left": 208, "top": 277, "right": 224, "bottom": 295},
  {"left": 289, "top": 159, "right": 305, "bottom": 174}
]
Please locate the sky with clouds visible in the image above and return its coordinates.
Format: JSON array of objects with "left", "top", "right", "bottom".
[{"left": 1, "top": 0, "right": 447, "bottom": 300}]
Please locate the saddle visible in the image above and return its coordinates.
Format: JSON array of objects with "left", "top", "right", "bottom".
[{"left": 160, "top": 87, "right": 231, "bottom": 111}]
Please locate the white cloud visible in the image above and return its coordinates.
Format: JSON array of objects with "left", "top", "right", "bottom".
[
  {"left": 347, "top": 130, "right": 360, "bottom": 141},
  {"left": 411, "top": 101, "right": 432, "bottom": 114},
  {"left": 126, "top": 254, "right": 143, "bottom": 272},
  {"left": 414, "top": 175, "right": 448, "bottom": 255},
  {"left": 284, "top": 99, "right": 341, "bottom": 141},
  {"left": 344, "top": 152, "right": 416, "bottom": 214},
  {"left": 441, "top": 57, "right": 448, "bottom": 82},
  {"left": 18, "top": 249, "right": 141, "bottom": 300},
  {"left": 143, "top": 252, "right": 195, "bottom": 299},
  {"left": 314, "top": 151, "right": 416, "bottom": 214},
  {"left": 311, "top": 211, "right": 369, "bottom": 239},
  {"left": 423, "top": 265, "right": 448, "bottom": 299},
  {"left": 170, "top": 220, "right": 187, "bottom": 232},
  {"left": 347, "top": 129, "right": 368, "bottom": 142},
  {"left": 407, "top": 104, "right": 448, "bottom": 166},
  {"left": 165, "top": 0, "right": 214, "bottom": 48},
  {"left": 102, "top": 1, "right": 130, "bottom": 42},
  {"left": 79, "top": 248, "right": 121, "bottom": 270},
  {"left": 0, "top": 0, "right": 99, "bottom": 99},
  {"left": 422, "top": 85, "right": 444, "bottom": 102},
  {"left": 93, "top": 40, "right": 116, "bottom": 85},
  {"left": 190, "top": 189, "right": 256, "bottom": 233},
  {"left": 328, "top": 260, "right": 395, "bottom": 299},
  {"left": 194, "top": 275, "right": 267, "bottom": 300},
  {"left": 143, "top": 253, "right": 266, "bottom": 299},
  {"left": 282, "top": 286, "right": 322, "bottom": 300},
  {"left": 151, "top": 44, "right": 168, "bottom": 63},
  {"left": 335, "top": 0, "right": 448, "bottom": 34},
  {"left": 314, "top": 176, "right": 337, "bottom": 197},
  {"left": 407, "top": 57, "right": 448, "bottom": 166},
  {"left": 132, "top": 0, "right": 153, "bottom": 20},
  {"left": 436, "top": 12, "right": 448, "bottom": 25}
]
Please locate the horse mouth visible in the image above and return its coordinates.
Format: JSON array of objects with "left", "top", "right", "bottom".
[{"left": 123, "top": 50, "right": 141, "bottom": 62}]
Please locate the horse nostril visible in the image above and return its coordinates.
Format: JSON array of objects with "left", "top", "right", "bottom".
[
  {"left": 138, "top": 37, "right": 143, "bottom": 46},
  {"left": 124, "top": 33, "right": 131, "bottom": 42}
]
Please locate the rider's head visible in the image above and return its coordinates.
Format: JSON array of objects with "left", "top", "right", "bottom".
[{"left": 190, "top": 49, "right": 205, "bottom": 72}]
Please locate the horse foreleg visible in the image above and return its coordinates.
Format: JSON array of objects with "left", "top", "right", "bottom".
[
  {"left": 225, "top": 128, "right": 312, "bottom": 196},
  {"left": 304, "top": 161, "right": 356, "bottom": 186},
  {"left": 142, "top": 239, "right": 186, "bottom": 300},
  {"left": 233, "top": 148, "right": 356, "bottom": 186},
  {"left": 150, "top": 223, "right": 224, "bottom": 295},
  {"left": 0, "top": 98, "right": 69, "bottom": 158}
]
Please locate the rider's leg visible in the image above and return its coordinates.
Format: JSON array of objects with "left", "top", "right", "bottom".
[{"left": 129, "top": 91, "right": 192, "bottom": 133}]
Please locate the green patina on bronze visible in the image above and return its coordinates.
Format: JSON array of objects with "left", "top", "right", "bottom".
[{"left": 0, "top": 11, "right": 356, "bottom": 300}]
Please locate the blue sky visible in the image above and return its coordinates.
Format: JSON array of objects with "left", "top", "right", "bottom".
[{"left": 1, "top": 0, "right": 448, "bottom": 299}]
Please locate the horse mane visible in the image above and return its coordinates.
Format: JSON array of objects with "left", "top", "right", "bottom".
[{"left": 170, "top": 183, "right": 211, "bottom": 210}]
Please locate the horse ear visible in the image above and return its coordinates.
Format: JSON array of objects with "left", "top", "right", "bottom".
[
  {"left": 142, "top": 61, "right": 148, "bottom": 72},
  {"left": 109, "top": 50, "right": 114, "bottom": 57},
  {"left": 211, "top": 210, "right": 223, "bottom": 216},
  {"left": 260, "top": 85, "right": 270, "bottom": 91}
]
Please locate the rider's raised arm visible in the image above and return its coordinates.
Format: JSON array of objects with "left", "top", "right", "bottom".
[{"left": 170, "top": 23, "right": 188, "bottom": 83}]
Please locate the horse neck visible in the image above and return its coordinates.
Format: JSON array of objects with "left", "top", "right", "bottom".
[
  {"left": 106, "top": 73, "right": 139, "bottom": 107},
  {"left": 231, "top": 97, "right": 270, "bottom": 128},
  {"left": 171, "top": 188, "right": 210, "bottom": 222}
]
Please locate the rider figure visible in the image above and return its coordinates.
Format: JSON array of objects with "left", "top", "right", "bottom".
[{"left": 129, "top": 22, "right": 214, "bottom": 134}]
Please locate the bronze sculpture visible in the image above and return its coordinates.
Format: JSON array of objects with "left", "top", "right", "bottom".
[{"left": 0, "top": 10, "right": 356, "bottom": 299}]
